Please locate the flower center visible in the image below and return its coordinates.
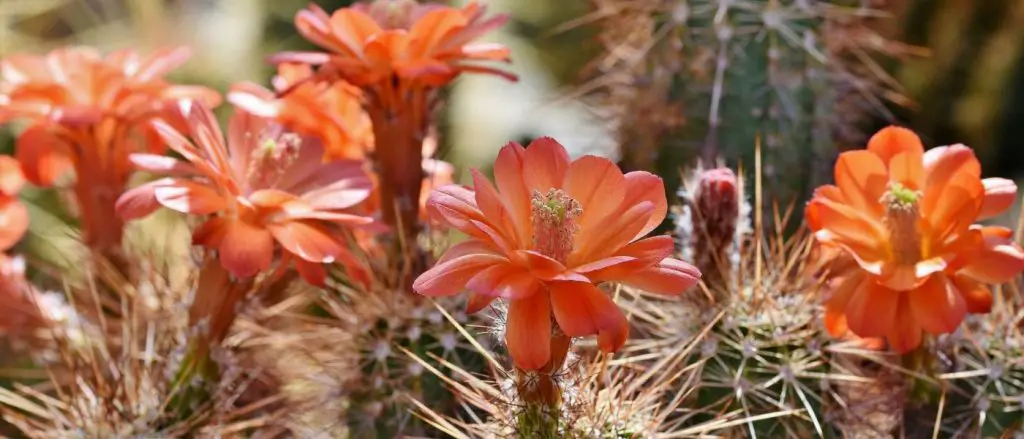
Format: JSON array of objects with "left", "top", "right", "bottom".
[
  {"left": 368, "top": 0, "right": 418, "bottom": 29},
  {"left": 530, "top": 188, "right": 582, "bottom": 264},
  {"left": 247, "top": 133, "right": 301, "bottom": 189},
  {"left": 881, "top": 182, "right": 923, "bottom": 265}
]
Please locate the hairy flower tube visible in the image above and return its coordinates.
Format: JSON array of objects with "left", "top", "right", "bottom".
[
  {"left": 115, "top": 100, "right": 375, "bottom": 287},
  {"left": 807, "top": 126, "right": 1024, "bottom": 353},
  {"left": 270, "top": 0, "right": 515, "bottom": 248},
  {"left": 0, "top": 46, "right": 220, "bottom": 252},
  {"left": 413, "top": 137, "right": 701, "bottom": 371}
]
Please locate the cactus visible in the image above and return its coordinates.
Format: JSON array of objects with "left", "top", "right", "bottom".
[
  {"left": 933, "top": 310, "right": 1024, "bottom": 437},
  {"left": 586, "top": 0, "right": 916, "bottom": 223},
  {"left": 407, "top": 302, "right": 719, "bottom": 439},
  {"left": 312, "top": 270, "right": 492, "bottom": 438},
  {"left": 626, "top": 231, "right": 833, "bottom": 437}
]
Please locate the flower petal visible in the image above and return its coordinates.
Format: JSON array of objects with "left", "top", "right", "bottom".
[
  {"left": 14, "top": 124, "right": 73, "bottom": 186},
  {"left": 565, "top": 155, "right": 625, "bottom": 235},
  {"left": 437, "top": 240, "right": 502, "bottom": 264},
  {"left": 866, "top": 126, "right": 924, "bottom": 164},
  {"left": 549, "top": 282, "right": 629, "bottom": 354},
  {"left": 923, "top": 174, "right": 983, "bottom": 242},
  {"left": 834, "top": 150, "right": 888, "bottom": 217},
  {"left": 471, "top": 168, "right": 520, "bottom": 247},
  {"left": 616, "top": 258, "right": 701, "bottom": 295},
  {"left": 844, "top": 281, "right": 898, "bottom": 338},
  {"left": 909, "top": 275, "right": 965, "bottom": 334},
  {"left": 959, "top": 226, "right": 1024, "bottom": 284},
  {"left": 219, "top": 219, "right": 274, "bottom": 278},
  {"left": 266, "top": 221, "right": 343, "bottom": 263},
  {"left": 153, "top": 180, "right": 229, "bottom": 215},
  {"left": 425, "top": 184, "right": 486, "bottom": 235},
  {"left": 521, "top": 137, "right": 570, "bottom": 192},
  {"left": 886, "top": 295, "right": 922, "bottom": 354},
  {"left": 578, "top": 235, "right": 676, "bottom": 280},
  {"left": 922, "top": 144, "right": 982, "bottom": 217},
  {"left": 506, "top": 290, "right": 552, "bottom": 370},
  {"left": 805, "top": 185, "right": 843, "bottom": 231},
  {"left": 514, "top": 250, "right": 588, "bottom": 282},
  {"left": 129, "top": 153, "right": 197, "bottom": 176},
  {"left": 466, "top": 264, "right": 541, "bottom": 299},
  {"left": 412, "top": 253, "right": 505, "bottom": 297},
  {"left": 805, "top": 197, "right": 888, "bottom": 273},
  {"left": 888, "top": 151, "right": 924, "bottom": 191},
  {"left": 950, "top": 273, "right": 992, "bottom": 314},
  {"left": 569, "top": 201, "right": 654, "bottom": 266},
  {"left": 0, "top": 199, "right": 29, "bottom": 251},
  {"left": 621, "top": 171, "right": 668, "bottom": 239},
  {"left": 492, "top": 141, "right": 532, "bottom": 247},
  {"left": 0, "top": 156, "right": 25, "bottom": 196},
  {"left": 192, "top": 216, "right": 231, "bottom": 248},
  {"left": 294, "top": 257, "right": 327, "bottom": 288},
  {"left": 978, "top": 178, "right": 1017, "bottom": 220},
  {"left": 116, "top": 178, "right": 174, "bottom": 220},
  {"left": 823, "top": 271, "right": 866, "bottom": 338}
]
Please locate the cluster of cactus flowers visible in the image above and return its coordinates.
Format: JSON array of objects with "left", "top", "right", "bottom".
[{"left": 0, "top": 1, "right": 1022, "bottom": 438}]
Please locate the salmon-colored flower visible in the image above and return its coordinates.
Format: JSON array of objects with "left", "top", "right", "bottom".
[
  {"left": 229, "top": 63, "right": 455, "bottom": 225},
  {"left": 229, "top": 63, "right": 371, "bottom": 161},
  {"left": 0, "top": 156, "right": 29, "bottom": 252},
  {"left": 807, "top": 126, "right": 1024, "bottom": 353},
  {"left": 275, "top": 0, "right": 515, "bottom": 92},
  {"left": 270, "top": 0, "right": 515, "bottom": 247},
  {"left": 115, "top": 101, "right": 375, "bottom": 287},
  {"left": 413, "top": 138, "right": 701, "bottom": 370},
  {"left": 0, "top": 46, "right": 220, "bottom": 250}
]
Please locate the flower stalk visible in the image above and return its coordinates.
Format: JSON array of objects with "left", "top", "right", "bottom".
[
  {"left": 168, "top": 255, "right": 254, "bottom": 417},
  {"left": 367, "top": 101, "right": 429, "bottom": 267},
  {"left": 514, "top": 330, "right": 571, "bottom": 438}
]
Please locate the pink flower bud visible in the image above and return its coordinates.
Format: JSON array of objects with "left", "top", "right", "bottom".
[{"left": 690, "top": 167, "right": 740, "bottom": 293}]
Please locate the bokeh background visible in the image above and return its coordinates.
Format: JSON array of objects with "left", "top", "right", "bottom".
[{"left": 3, "top": 0, "right": 1023, "bottom": 224}]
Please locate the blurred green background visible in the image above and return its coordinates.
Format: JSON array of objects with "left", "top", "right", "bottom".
[{"left": 2, "top": 0, "right": 1023, "bottom": 218}]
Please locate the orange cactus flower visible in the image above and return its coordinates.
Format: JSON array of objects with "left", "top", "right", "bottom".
[
  {"left": 0, "top": 46, "right": 220, "bottom": 251},
  {"left": 229, "top": 63, "right": 372, "bottom": 161},
  {"left": 0, "top": 156, "right": 29, "bottom": 253},
  {"left": 271, "top": 0, "right": 515, "bottom": 247},
  {"left": 115, "top": 101, "right": 375, "bottom": 287},
  {"left": 413, "top": 138, "right": 701, "bottom": 370},
  {"left": 229, "top": 63, "right": 454, "bottom": 225},
  {"left": 807, "top": 126, "right": 1024, "bottom": 353}
]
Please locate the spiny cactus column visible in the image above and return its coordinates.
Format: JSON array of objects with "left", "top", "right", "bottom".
[{"left": 588, "top": 0, "right": 913, "bottom": 224}]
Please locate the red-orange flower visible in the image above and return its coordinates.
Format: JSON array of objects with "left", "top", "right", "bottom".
[
  {"left": 807, "top": 126, "right": 1024, "bottom": 353},
  {"left": 0, "top": 156, "right": 29, "bottom": 253},
  {"left": 0, "top": 46, "right": 220, "bottom": 250},
  {"left": 115, "top": 101, "right": 374, "bottom": 287},
  {"left": 270, "top": 0, "right": 515, "bottom": 247},
  {"left": 413, "top": 138, "right": 701, "bottom": 370},
  {"left": 229, "top": 63, "right": 455, "bottom": 225},
  {"left": 276, "top": 0, "right": 515, "bottom": 93}
]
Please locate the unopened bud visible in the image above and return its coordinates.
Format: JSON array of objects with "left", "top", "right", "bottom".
[{"left": 690, "top": 167, "right": 740, "bottom": 295}]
